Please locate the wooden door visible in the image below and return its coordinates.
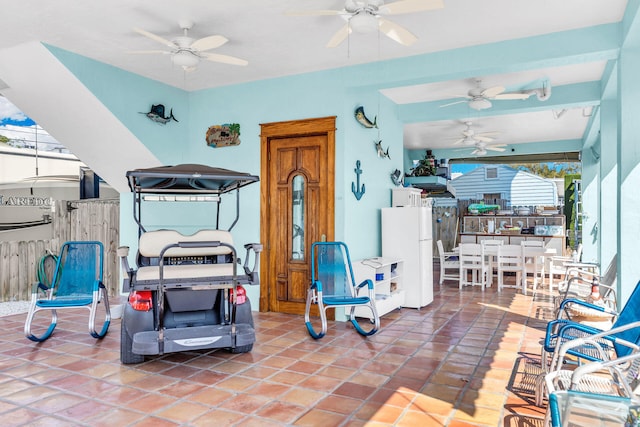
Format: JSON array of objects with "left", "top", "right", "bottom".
[{"left": 260, "top": 117, "right": 335, "bottom": 315}]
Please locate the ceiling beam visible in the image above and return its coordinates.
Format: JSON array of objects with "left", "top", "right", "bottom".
[
  {"left": 397, "top": 81, "right": 601, "bottom": 124},
  {"left": 347, "top": 23, "right": 620, "bottom": 91},
  {"left": 414, "top": 139, "right": 583, "bottom": 161}
]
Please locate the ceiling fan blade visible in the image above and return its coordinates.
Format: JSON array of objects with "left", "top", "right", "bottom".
[
  {"left": 474, "top": 136, "right": 495, "bottom": 143},
  {"left": 191, "top": 35, "right": 228, "bottom": 52},
  {"left": 201, "top": 52, "right": 248, "bottom": 66},
  {"left": 477, "top": 131, "right": 500, "bottom": 137},
  {"left": 378, "top": 17, "right": 417, "bottom": 46},
  {"left": 481, "top": 85, "right": 505, "bottom": 98},
  {"left": 380, "top": 0, "right": 444, "bottom": 15},
  {"left": 285, "top": 9, "right": 343, "bottom": 16},
  {"left": 133, "top": 28, "right": 175, "bottom": 48},
  {"left": 493, "top": 92, "right": 532, "bottom": 100},
  {"left": 439, "top": 99, "right": 468, "bottom": 108},
  {"left": 327, "top": 23, "right": 351, "bottom": 48},
  {"left": 127, "top": 50, "right": 170, "bottom": 55}
]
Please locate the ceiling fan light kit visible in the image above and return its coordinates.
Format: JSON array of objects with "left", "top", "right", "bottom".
[
  {"left": 350, "top": 12, "right": 379, "bottom": 33},
  {"left": 172, "top": 50, "right": 199, "bottom": 68},
  {"left": 468, "top": 98, "right": 492, "bottom": 110}
]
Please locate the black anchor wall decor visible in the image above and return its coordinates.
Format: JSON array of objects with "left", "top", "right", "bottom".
[{"left": 351, "top": 160, "right": 365, "bottom": 200}]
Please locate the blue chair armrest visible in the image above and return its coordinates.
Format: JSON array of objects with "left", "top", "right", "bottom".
[
  {"left": 544, "top": 318, "right": 604, "bottom": 353},
  {"left": 558, "top": 298, "right": 615, "bottom": 315},
  {"left": 357, "top": 279, "right": 374, "bottom": 290},
  {"left": 312, "top": 280, "right": 322, "bottom": 292}
]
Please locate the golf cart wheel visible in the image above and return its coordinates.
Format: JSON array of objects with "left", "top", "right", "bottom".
[
  {"left": 229, "top": 343, "right": 253, "bottom": 354},
  {"left": 120, "top": 319, "right": 144, "bottom": 364}
]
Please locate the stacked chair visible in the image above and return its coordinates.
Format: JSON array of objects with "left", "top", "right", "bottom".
[
  {"left": 537, "top": 279, "right": 640, "bottom": 418},
  {"left": 554, "top": 254, "right": 618, "bottom": 325}
]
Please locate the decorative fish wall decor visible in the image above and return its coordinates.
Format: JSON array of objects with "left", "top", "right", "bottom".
[
  {"left": 140, "top": 104, "right": 178, "bottom": 124},
  {"left": 354, "top": 106, "right": 377, "bottom": 129},
  {"left": 391, "top": 169, "right": 403, "bottom": 187},
  {"left": 375, "top": 140, "right": 390, "bottom": 159}
]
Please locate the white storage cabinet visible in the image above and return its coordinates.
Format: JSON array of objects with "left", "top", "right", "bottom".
[{"left": 352, "top": 257, "right": 404, "bottom": 319}]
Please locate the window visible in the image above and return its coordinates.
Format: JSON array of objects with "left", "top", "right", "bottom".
[
  {"left": 485, "top": 167, "right": 498, "bottom": 179},
  {"left": 291, "top": 175, "right": 305, "bottom": 260},
  {"left": 483, "top": 193, "right": 501, "bottom": 204}
]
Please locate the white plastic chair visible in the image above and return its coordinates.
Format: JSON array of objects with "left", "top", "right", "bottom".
[
  {"left": 458, "top": 243, "right": 488, "bottom": 290},
  {"left": 496, "top": 244, "right": 522, "bottom": 292},
  {"left": 521, "top": 240, "right": 545, "bottom": 295},
  {"left": 548, "top": 244, "right": 583, "bottom": 290},
  {"left": 481, "top": 239, "right": 503, "bottom": 287},
  {"left": 436, "top": 240, "right": 459, "bottom": 285}
]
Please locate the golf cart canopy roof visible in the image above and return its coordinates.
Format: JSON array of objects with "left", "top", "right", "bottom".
[{"left": 127, "top": 164, "right": 259, "bottom": 194}]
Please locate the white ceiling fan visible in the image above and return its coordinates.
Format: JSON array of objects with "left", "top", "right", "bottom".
[
  {"left": 459, "top": 141, "right": 507, "bottom": 156},
  {"left": 286, "top": 0, "right": 444, "bottom": 48},
  {"left": 451, "top": 121, "right": 499, "bottom": 145},
  {"left": 472, "top": 141, "right": 507, "bottom": 156},
  {"left": 128, "top": 19, "right": 248, "bottom": 71},
  {"left": 441, "top": 79, "right": 533, "bottom": 110}
]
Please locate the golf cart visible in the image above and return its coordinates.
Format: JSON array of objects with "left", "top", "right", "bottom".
[{"left": 118, "top": 164, "right": 262, "bottom": 364}]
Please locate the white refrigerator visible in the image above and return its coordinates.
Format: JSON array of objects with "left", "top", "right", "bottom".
[{"left": 381, "top": 206, "right": 433, "bottom": 308}]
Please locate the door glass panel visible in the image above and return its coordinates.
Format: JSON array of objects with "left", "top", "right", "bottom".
[{"left": 292, "top": 175, "right": 305, "bottom": 260}]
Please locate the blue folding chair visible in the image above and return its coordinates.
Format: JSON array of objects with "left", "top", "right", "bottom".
[
  {"left": 25, "top": 241, "right": 111, "bottom": 342},
  {"left": 305, "top": 241, "right": 379, "bottom": 339},
  {"left": 541, "top": 280, "right": 640, "bottom": 372}
]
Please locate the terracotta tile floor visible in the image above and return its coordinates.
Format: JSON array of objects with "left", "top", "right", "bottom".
[{"left": 0, "top": 271, "right": 556, "bottom": 426}]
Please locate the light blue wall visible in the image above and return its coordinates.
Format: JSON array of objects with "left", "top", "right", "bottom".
[
  {"left": 45, "top": 45, "right": 189, "bottom": 164},
  {"left": 49, "top": 46, "right": 407, "bottom": 306},
  {"left": 44, "top": 5, "right": 640, "bottom": 309}
]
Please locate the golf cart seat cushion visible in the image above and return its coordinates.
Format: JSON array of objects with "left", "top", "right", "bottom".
[
  {"left": 136, "top": 263, "right": 234, "bottom": 281},
  {"left": 136, "top": 229, "right": 235, "bottom": 281},
  {"left": 139, "top": 229, "right": 234, "bottom": 258}
]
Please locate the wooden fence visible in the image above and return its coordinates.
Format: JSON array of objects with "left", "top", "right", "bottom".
[{"left": 0, "top": 198, "right": 120, "bottom": 302}]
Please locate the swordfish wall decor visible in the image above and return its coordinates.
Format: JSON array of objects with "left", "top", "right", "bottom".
[{"left": 140, "top": 104, "right": 178, "bottom": 124}]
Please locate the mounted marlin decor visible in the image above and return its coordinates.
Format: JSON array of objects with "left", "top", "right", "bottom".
[
  {"left": 140, "top": 104, "right": 178, "bottom": 124},
  {"left": 354, "top": 106, "right": 377, "bottom": 129}
]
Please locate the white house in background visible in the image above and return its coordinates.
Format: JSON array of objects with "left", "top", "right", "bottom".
[{"left": 451, "top": 165, "right": 558, "bottom": 207}]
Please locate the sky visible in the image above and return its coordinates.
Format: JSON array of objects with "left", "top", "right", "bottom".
[
  {"left": 451, "top": 164, "right": 479, "bottom": 175},
  {"left": 0, "top": 96, "right": 64, "bottom": 151}
]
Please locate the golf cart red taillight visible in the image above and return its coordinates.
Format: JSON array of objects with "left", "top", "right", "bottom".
[
  {"left": 230, "top": 285, "right": 247, "bottom": 304},
  {"left": 129, "top": 291, "right": 152, "bottom": 311}
]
